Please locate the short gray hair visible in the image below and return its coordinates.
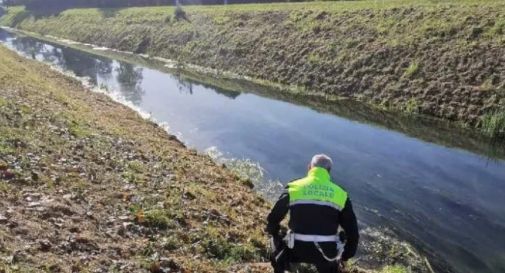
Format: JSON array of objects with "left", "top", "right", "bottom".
[{"left": 310, "top": 154, "right": 333, "bottom": 171}]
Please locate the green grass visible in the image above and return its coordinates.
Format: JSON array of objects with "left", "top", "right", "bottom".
[
  {"left": 201, "top": 226, "right": 259, "bottom": 263},
  {"left": 404, "top": 98, "right": 420, "bottom": 114},
  {"left": 479, "top": 78, "right": 495, "bottom": 91},
  {"left": 68, "top": 120, "right": 91, "bottom": 137},
  {"left": 479, "top": 111, "right": 505, "bottom": 138},
  {"left": 143, "top": 209, "right": 176, "bottom": 229},
  {"left": 0, "top": 97, "right": 7, "bottom": 107},
  {"left": 128, "top": 160, "right": 146, "bottom": 173},
  {"left": 403, "top": 60, "right": 420, "bottom": 78},
  {"left": 487, "top": 18, "right": 505, "bottom": 37}
]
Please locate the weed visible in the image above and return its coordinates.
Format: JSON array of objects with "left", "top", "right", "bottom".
[
  {"left": 128, "top": 160, "right": 145, "bottom": 173},
  {"left": 141, "top": 240, "right": 157, "bottom": 257},
  {"left": 0, "top": 181, "right": 12, "bottom": 193},
  {"left": 122, "top": 171, "right": 138, "bottom": 183},
  {"left": 488, "top": 19, "right": 505, "bottom": 35},
  {"left": 479, "top": 78, "right": 494, "bottom": 91},
  {"left": 68, "top": 120, "right": 90, "bottom": 137},
  {"left": 0, "top": 141, "right": 14, "bottom": 155},
  {"left": 405, "top": 98, "right": 420, "bottom": 114},
  {"left": 144, "top": 209, "right": 175, "bottom": 229},
  {"left": 403, "top": 60, "right": 420, "bottom": 78},
  {"left": 213, "top": 15, "right": 231, "bottom": 25},
  {"left": 479, "top": 111, "right": 505, "bottom": 138},
  {"left": 18, "top": 104, "right": 32, "bottom": 114},
  {"left": 70, "top": 177, "right": 88, "bottom": 196},
  {"left": 199, "top": 225, "right": 261, "bottom": 263},
  {"left": 161, "top": 235, "right": 181, "bottom": 251},
  {"left": 40, "top": 174, "right": 54, "bottom": 189},
  {"left": 0, "top": 97, "right": 7, "bottom": 107}
]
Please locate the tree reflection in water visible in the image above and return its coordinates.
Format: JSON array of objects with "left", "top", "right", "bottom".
[
  {"left": 176, "top": 75, "right": 193, "bottom": 95},
  {"left": 115, "top": 62, "right": 144, "bottom": 106}
]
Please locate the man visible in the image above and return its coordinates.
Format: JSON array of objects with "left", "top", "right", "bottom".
[{"left": 267, "top": 154, "right": 359, "bottom": 273}]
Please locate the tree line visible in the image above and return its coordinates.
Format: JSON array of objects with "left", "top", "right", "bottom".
[{"left": 2, "top": 0, "right": 296, "bottom": 9}]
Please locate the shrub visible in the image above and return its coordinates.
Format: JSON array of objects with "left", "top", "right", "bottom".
[{"left": 144, "top": 209, "right": 174, "bottom": 229}]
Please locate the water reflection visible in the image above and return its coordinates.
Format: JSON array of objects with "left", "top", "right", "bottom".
[
  {"left": 5, "top": 33, "right": 146, "bottom": 106},
  {"left": 10, "top": 35, "right": 43, "bottom": 60},
  {"left": 115, "top": 63, "right": 144, "bottom": 105},
  {"left": 176, "top": 75, "right": 194, "bottom": 95},
  {"left": 174, "top": 72, "right": 241, "bottom": 99},
  {"left": 96, "top": 59, "right": 113, "bottom": 81}
]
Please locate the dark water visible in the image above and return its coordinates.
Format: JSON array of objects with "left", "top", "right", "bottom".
[{"left": 1, "top": 28, "right": 505, "bottom": 273}]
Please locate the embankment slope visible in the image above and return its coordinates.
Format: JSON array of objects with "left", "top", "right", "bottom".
[
  {"left": 1, "top": 0, "right": 505, "bottom": 135},
  {"left": 0, "top": 44, "right": 270, "bottom": 272}
]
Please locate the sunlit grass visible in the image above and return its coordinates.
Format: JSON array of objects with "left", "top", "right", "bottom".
[{"left": 480, "top": 111, "right": 505, "bottom": 139}]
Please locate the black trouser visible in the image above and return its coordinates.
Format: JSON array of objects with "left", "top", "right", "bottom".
[
  {"left": 273, "top": 240, "right": 340, "bottom": 273},
  {"left": 274, "top": 261, "right": 339, "bottom": 273},
  {"left": 314, "top": 262, "right": 339, "bottom": 273}
]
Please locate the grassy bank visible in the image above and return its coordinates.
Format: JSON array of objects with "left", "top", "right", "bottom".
[
  {"left": 1, "top": 0, "right": 505, "bottom": 137},
  {"left": 0, "top": 44, "right": 271, "bottom": 272}
]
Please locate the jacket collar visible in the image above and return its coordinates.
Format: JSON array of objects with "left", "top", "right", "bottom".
[{"left": 308, "top": 167, "right": 330, "bottom": 181}]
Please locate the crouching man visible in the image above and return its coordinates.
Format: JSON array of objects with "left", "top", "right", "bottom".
[{"left": 267, "top": 154, "right": 359, "bottom": 273}]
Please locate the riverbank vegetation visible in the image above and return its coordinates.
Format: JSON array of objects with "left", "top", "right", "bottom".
[
  {"left": 0, "top": 44, "right": 271, "bottom": 272},
  {"left": 1, "top": 0, "right": 504, "bottom": 138}
]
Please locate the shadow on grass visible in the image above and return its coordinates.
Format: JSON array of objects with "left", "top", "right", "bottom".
[
  {"left": 7, "top": 6, "right": 122, "bottom": 26},
  {"left": 9, "top": 9, "right": 31, "bottom": 26},
  {"left": 28, "top": 7, "right": 67, "bottom": 19},
  {"left": 5, "top": 8, "right": 66, "bottom": 26}
]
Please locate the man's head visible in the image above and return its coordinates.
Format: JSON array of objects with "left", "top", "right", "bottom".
[{"left": 309, "top": 154, "right": 333, "bottom": 172}]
